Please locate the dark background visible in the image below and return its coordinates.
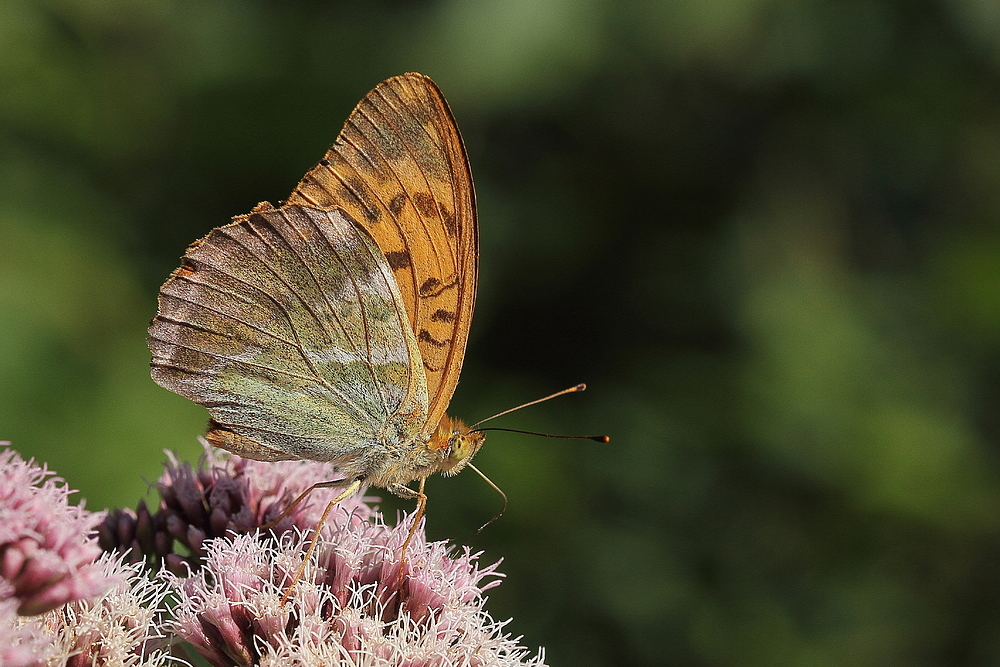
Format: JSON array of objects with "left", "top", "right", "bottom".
[{"left": 5, "top": 1, "right": 1000, "bottom": 665}]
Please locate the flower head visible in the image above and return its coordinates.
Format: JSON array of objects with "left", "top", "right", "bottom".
[
  {"left": 100, "top": 440, "right": 376, "bottom": 574},
  {"left": 97, "top": 442, "right": 548, "bottom": 665},
  {"left": 0, "top": 447, "right": 113, "bottom": 615},
  {"left": 168, "top": 507, "right": 547, "bottom": 667},
  {"left": 3, "top": 553, "right": 173, "bottom": 667}
]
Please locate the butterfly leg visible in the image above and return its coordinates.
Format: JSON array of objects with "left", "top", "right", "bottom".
[
  {"left": 262, "top": 478, "right": 355, "bottom": 530},
  {"left": 388, "top": 478, "right": 427, "bottom": 585},
  {"left": 281, "top": 478, "right": 361, "bottom": 605}
]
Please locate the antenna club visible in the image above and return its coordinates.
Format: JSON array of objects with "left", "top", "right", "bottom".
[
  {"left": 593, "top": 435, "right": 611, "bottom": 443},
  {"left": 574, "top": 383, "right": 587, "bottom": 392}
]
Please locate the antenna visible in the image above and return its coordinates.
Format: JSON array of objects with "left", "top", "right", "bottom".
[
  {"left": 470, "top": 383, "right": 588, "bottom": 428},
  {"left": 467, "top": 464, "right": 507, "bottom": 538},
  {"left": 464, "top": 384, "right": 610, "bottom": 543},
  {"left": 475, "top": 427, "right": 609, "bottom": 442}
]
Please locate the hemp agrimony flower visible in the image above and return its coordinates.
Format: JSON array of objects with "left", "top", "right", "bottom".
[
  {"left": 100, "top": 441, "right": 376, "bottom": 573},
  {"left": 0, "top": 448, "right": 112, "bottom": 616},
  {"left": 5, "top": 443, "right": 548, "bottom": 666},
  {"left": 169, "top": 513, "right": 547, "bottom": 667}
]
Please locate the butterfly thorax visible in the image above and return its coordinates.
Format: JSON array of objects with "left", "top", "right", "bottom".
[{"left": 363, "top": 414, "right": 485, "bottom": 489}]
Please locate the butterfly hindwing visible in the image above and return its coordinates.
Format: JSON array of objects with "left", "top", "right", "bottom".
[
  {"left": 287, "top": 73, "right": 477, "bottom": 435},
  {"left": 149, "top": 205, "right": 428, "bottom": 462}
]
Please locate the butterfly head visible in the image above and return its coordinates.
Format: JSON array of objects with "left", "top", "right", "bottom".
[{"left": 433, "top": 415, "right": 486, "bottom": 477}]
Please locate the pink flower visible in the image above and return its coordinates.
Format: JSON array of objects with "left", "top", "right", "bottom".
[
  {"left": 168, "top": 507, "right": 547, "bottom": 667},
  {"left": 1, "top": 554, "right": 172, "bottom": 667},
  {"left": 1, "top": 445, "right": 548, "bottom": 665},
  {"left": 0, "top": 447, "right": 112, "bottom": 615},
  {"left": 96, "top": 443, "right": 547, "bottom": 665},
  {"left": 100, "top": 440, "right": 376, "bottom": 574},
  {"left": 0, "top": 592, "right": 60, "bottom": 667}
]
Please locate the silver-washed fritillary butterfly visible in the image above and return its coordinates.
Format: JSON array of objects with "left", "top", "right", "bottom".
[{"left": 148, "top": 74, "right": 486, "bottom": 561}]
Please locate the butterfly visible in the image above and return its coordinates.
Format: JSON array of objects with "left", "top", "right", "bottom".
[{"left": 148, "top": 73, "right": 485, "bottom": 557}]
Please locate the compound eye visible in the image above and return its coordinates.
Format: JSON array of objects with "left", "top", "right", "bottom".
[{"left": 449, "top": 435, "right": 471, "bottom": 461}]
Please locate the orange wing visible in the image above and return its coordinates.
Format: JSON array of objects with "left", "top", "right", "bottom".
[{"left": 286, "top": 73, "right": 477, "bottom": 434}]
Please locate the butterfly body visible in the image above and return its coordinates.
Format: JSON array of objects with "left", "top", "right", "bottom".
[
  {"left": 352, "top": 415, "right": 486, "bottom": 491},
  {"left": 149, "top": 74, "right": 484, "bottom": 502}
]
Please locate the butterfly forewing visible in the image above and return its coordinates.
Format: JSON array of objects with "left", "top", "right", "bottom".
[
  {"left": 149, "top": 205, "right": 428, "bottom": 462},
  {"left": 287, "top": 73, "right": 477, "bottom": 434}
]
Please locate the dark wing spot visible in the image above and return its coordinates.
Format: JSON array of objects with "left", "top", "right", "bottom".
[
  {"left": 340, "top": 177, "right": 381, "bottom": 222},
  {"left": 419, "top": 277, "right": 441, "bottom": 296},
  {"left": 440, "top": 206, "right": 458, "bottom": 237},
  {"left": 388, "top": 193, "right": 407, "bottom": 216},
  {"left": 319, "top": 158, "right": 330, "bottom": 166},
  {"left": 385, "top": 250, "right": 412, "bottom": 270},
  {"left": 413, "top": 192, "right": 437, "bottom": 218},
  {"left": 345, "top": 177, "right": 369, "bottom": 199},
  {"left": 419, "top": 276, "right": 458, "bottom": 297},
  {"left": 430, "top": 309, "right": 456, "bottom": 323},
  {"left": 418, "top": 329, "right": 450, "bottom": 348}
]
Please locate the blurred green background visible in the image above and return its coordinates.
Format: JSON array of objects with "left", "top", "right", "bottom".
[{"left": 4, "top": 0, "right": 1000, "bottom": 665}]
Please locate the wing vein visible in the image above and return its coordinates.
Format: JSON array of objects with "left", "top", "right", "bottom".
[
  {"left": 270, "top": 209, "right": 386, "bottom": 402},
  {"left": 152, "top": 338, "right": 331, "bottom": 385},
  {"left": 219, "top": 223, "right": 339, "bottom": 388},
  {"left": 314, "top": 215, "right": 397, "bottom": 415},
  {"left": 353, "top": 104, "right": 452, "bottom": 277},
  {"left": 198, "top": 228, "right": 373, "bottom": 419},
  {"left": 158, "top": 286, "right": 300, "bottom": 349},
  {"left": 379, "top": 80, "right": 461, "bottom": 266}
]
